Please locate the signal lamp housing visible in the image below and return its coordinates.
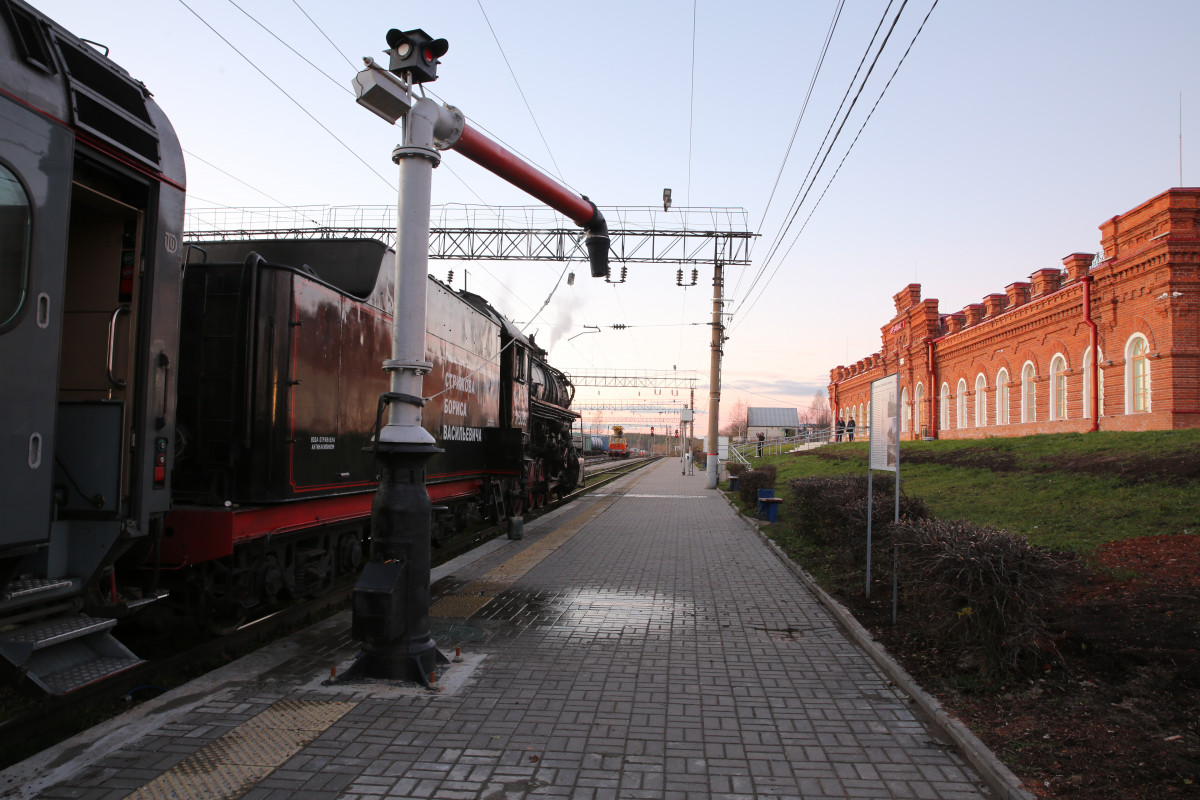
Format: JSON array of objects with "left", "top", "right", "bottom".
[{"left": 385, "top": 28, "right": 448, "bottom": 84}]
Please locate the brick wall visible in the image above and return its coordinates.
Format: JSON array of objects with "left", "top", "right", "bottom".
[{"left": 829, "top": 188, "right": 1200, "bottom": 440}]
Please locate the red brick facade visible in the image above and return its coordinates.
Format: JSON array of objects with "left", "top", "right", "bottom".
[{"left": 829, "top": 189, "right": 1200, "bottom": 439}]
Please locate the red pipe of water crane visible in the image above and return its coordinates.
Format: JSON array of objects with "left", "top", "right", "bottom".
[
  {"left": 448, "top": 121, "right": 609, "bottom": 276},
  {"left": 453, "top": 123, "right": 592, "bottom": 224}
]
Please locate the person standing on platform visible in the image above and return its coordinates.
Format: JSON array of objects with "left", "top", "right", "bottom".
[
  {"left": 846, "top": 416, "right": 856, "bottom": 442},
  {"left": 835, "top": 418, "right": 844, "bottom": 442}
]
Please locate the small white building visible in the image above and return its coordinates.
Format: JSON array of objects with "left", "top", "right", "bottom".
[{"left": 747, "top": 407, "right": 801, "bottom": 441}]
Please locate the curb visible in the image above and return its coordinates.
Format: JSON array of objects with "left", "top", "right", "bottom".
[{"left": 745, "top": 515, "right": 1035, "bottom": 800}]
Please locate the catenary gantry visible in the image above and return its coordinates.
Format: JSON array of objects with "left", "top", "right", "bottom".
[{"left": 184, "top": 205, "right": 753, "bottom": 266}]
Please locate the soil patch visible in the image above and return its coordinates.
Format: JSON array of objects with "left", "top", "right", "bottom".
[{"left": 838, "top": 533, "right": 1200, "bottom": 798}]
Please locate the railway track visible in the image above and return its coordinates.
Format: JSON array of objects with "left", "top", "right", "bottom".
[{"left": 0, "top": 456, "right": 660, "bottom": 769}]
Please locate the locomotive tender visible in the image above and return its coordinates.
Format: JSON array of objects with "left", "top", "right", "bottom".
[
  {"left": 0, "top": 0, "right": 581, "bottom": 694},
  {"left": 165, "top": 239, "right": 583, "bottom": 619}
]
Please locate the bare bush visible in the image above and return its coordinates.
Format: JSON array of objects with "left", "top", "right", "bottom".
[
  {"left": 786, "top": 474, "right": 928, "bottom": 562},
  {"left": 725, "top": 461, "right": 748, "bottom": 477},
  {"left": 892, "top": 518, "right": 1073, "bottom": 680},
  {"left": 737, "top": 465, "right": 778, "bottom": 508}
]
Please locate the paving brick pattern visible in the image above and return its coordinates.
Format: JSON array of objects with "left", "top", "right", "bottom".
[{"left": 37, "top": 460, "right": 991, "bottom": 800}]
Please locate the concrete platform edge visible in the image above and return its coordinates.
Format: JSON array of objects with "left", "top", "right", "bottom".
[{"left": 747, "top": 515, "right": 1036, "bottom": 800}]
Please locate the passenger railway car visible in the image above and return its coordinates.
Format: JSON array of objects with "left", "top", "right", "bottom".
[{"left": 0, "top": 0, "right": 187, "bottom": 693}]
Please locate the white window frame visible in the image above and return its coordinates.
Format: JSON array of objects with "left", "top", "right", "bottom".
[
  {"left": 940, "top": 382, "right": 950, "bottom": 430},
  {"left": 1125, "top": 334, "right": 1150, "bottom": 413},
  {"left": 956, "top": 378, "right": 967, "bottom": 429},
  {"left": 995, "top": 368, "right": 1010, "bottom": 425},
  {"left": 1021, "top": 362, "right": 1036, "bottom": 423},
  {"left": 1049, "top": 354, "right": 1067, "bottom": 421},
  {"left": 900, "top": 387, "right": 909, "bottom": 433},
  {"left": 975, "top": 373, "right": 987, "bottom": 428},
  {"left": 914, "top": 382, "right": 924, "bottom": 437}
]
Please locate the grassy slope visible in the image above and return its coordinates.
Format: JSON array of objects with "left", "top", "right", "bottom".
[{"left": 747, "top": 429, "right": 1200, "bottom": 553}]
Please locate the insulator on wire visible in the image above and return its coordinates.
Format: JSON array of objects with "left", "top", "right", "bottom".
[
  {"left": 447, "top": 270, "right": 454, "bottom": 284},
  {"left": 691, "top": 268, "right": 698, "bottom": 284},
  {"left": 676, "top": 268, "right": 683, "bottom": 286}
]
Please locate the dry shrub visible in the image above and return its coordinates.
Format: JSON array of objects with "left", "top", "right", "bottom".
[
  {"left": 737, "top": 465, "right": 778, "bottom": 507},
  {"left": 725, "top": 461, "right": 748, "bottom": 477},
  {"left": 787, "top": 474, "right": 928, "bottom": 562},
  {"left": 893, "top": 518, "right": 1072, "bottom": 679}
]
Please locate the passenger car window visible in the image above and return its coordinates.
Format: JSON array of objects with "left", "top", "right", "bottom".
[{"left": 0, "top": 164, "right": 31, "bottom": 330}]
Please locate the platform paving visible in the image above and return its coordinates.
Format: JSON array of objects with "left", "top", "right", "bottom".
[{"left": 4, "top": 459, "right": 1004, "bottom": 800}]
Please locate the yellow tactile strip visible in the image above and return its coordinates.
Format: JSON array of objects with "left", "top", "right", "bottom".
[
  {"left": 431, "top": 471, "right": 653, "bottom": 619},
  {"left": 124, "top": 699, "right": 356, "bottom": 800}
]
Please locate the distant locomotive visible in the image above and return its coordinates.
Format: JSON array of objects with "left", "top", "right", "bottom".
[
  {"left": 608, "top": 425, "right": 630, "bottom": 458},
  {"left": 0, "top": 1, "right": 581, "bottom": 694}
]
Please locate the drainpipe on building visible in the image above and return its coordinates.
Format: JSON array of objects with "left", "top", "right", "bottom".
[
  {"left": 926, "top": 337, "right": 937, "bottom": 439},
  {"left": 1083, "top": 274, "right": 1099, "bottom": 432}
]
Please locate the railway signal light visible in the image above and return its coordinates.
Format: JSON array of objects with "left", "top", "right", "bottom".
[{"left": 385, "top": 28, "right": 448, "bottom": 84}]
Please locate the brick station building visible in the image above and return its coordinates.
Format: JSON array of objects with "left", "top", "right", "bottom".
[{"left": 828, "top": 188, "right": 1200, "bottom": 440}]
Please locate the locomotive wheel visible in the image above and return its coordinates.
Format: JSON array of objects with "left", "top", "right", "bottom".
[
  {"left": 259, "top": 554, "right": 284, "bottom": 606},
  {"left": 339, "top": 532, "right": 363, "bottom": 573}
]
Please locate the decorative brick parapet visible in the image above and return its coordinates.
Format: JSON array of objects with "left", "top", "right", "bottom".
[
  {"left": 1005, "top": 281, "right": 1031, "bottom": 309},
  {"left": 1029, "top": 268, "right": 1063, "bottom": 297}
]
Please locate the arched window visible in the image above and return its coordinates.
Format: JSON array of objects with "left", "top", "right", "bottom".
[
  {"left": 940, "top": 383, "right": 950, "bottom": 430},
  {"left": 900, "top": 387, "right": 909, "bottom": 432},
  {"left": 975, "top": 374, "right": 987, "bottom": 428},
  {"left": 1083, "top": 347, "right": 1104, "bottom": 418},
  {"left": 1126, "top": 335, "right": 1150, "bottom": 413},
  {"left": 1050, "top": 354, "right": 1067, "bottom": 420},
  {"left": 1021, "top": 362, "right": 1036, "bottom": 422},
  {"left": 858, "top": 403, "right": 865, "bottom": 429},
  {"left": 914, "top": 382, "right": 924, "bottom": 437},
  {"left": 0, "top": 164, "right": 32, "bottom": 331},
  {"left": 995, "top": 368, "right": 1010, "bottom": 425},
  {"left": 956, "top": 379, "right": 967, "bottom": 428}
]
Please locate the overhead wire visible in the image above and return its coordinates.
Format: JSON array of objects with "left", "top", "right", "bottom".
[
  {"left": 475, "top": 0, "right": 566, "bottom": 183},
  {"left": 732, "top": 0, "right": 908, "bottom": 319},
  {"left": 290, "top": 0, "right": 357, "bottom": 70},
  {"left": 732, "top": 0, "right": 844, "bottom": 302},
  {"left": 677, "top": 0, "right": 699, "bottom": 372},
  {"left": 738, "top": 0, "right": 901, "bottom": 308},
  {"left": 733, "top": 0, "right": 940, "bottom": 329},
  {"left": 175, "top": 0, "right": 395, "bottom": 191}
]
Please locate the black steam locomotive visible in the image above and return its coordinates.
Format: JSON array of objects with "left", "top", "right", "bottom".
[{"left": 0, "top": 0, "right": 580, "bottom": 694}]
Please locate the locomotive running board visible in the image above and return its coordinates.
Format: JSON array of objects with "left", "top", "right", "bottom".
[{"left": 0, "top": 614, "right": 143, "bottom": 695}]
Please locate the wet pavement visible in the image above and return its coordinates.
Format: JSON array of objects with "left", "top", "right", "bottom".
[{"left": 2, "top": 458, "right": 1010, "bottom": 800}]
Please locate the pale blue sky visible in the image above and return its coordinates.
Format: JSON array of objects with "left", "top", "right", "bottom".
[{"left": 34, "top": 0, "right": 1200, "bottom": 429}]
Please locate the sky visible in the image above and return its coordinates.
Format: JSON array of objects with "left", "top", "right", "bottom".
[{"left": 32, "top": 0, "right": 1200, "bottom": 434}]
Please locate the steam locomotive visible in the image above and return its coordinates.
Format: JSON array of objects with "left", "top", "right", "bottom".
[{"left": 0, "top": 0, "right": 580, "bottom": 694}]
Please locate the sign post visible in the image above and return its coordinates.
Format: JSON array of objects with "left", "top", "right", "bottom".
[{"left": 866, "top": 375, "right": 900, "bottom": 618}]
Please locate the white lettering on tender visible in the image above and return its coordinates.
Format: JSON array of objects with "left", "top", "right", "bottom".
[
  {"left": 310, "top": 435, "right": 336, "bottom": 451},
  {"left": 444, "top": 398, "right": 469, "bottom": 417},
  {"left": 442, "top": 425, "right": 483, "bottom": 442},
  {"left": 443, "top": 372, "right": 476, "bottom": 395}
]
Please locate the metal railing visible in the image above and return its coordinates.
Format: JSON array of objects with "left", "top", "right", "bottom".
[{"left": 726, "top": 427, "right": 855, "bottom": 465}]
